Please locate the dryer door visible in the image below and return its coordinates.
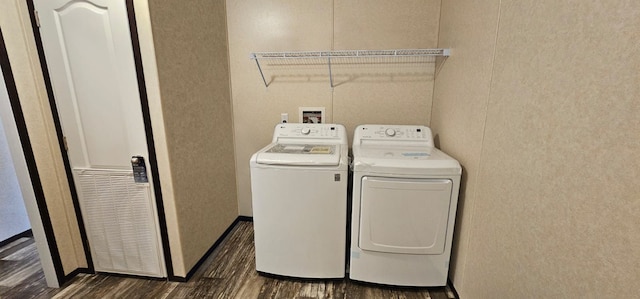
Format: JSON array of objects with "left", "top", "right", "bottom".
[{"left": 359, "top": 176, "right": 452, "bottom": 255}]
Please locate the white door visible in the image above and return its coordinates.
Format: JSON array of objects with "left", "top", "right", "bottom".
[{"left": 33, "top": 0, "right": 165, "bottom": 277}]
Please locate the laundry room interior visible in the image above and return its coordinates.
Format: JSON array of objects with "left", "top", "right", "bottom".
[{"left": 0, "top": 0, "right": 638, "bottom": 298}]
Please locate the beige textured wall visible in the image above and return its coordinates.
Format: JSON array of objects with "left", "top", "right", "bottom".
[
  {"left": 0, "top": 0, "right": 86, "bottom": 274},
  {"left": 431, "top": 0, "right": 500, "bottom": 290},
  {"left": 148, "top": 0, "right": 238, "bottom": 277},
  {"left": 227, "top": 0, "right": 442, "bottom": 216},
  {"left": 436, "top": 1, "right": 640, "bottom": 298}
]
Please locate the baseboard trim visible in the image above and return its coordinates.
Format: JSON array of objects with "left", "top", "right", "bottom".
[
  {"left": 168, "top": 275, "right": 188, "bottom": 283},
  {"left": 0, "top": 229, "right": 33, "bottom": 248},
  {"left": 169, "top": 216, "right": 246, "bottom": 282},
  {"left": 62, "top": 268, "right": 90, "bottom": 284},
  {"left": 448, "top": 278, "right": 460, "bottom": 299},
  {"left": 237, "top": 216, "right": 253, "bottom": 222}
]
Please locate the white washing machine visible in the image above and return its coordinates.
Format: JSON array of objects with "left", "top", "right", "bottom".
[
  {"left": 349, "top": 124, "right": 462, "bottom": 287},
  {"left": 250, "top": 123, "right": 348, "bottom": 278}
]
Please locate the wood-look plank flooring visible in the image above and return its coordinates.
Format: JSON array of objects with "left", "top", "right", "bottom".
[
  {"left": 0, "top": 236, "right": 56, "bottom": 298},
  {"left": 0, "top": 221, "right": 456, "bottom": 298}
]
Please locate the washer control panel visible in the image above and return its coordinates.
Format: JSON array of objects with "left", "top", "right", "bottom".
[{"left": 272, "top": 123, "right": 345, "bottom": 141}]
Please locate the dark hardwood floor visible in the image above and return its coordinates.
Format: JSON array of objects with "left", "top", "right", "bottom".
[{"left": 0, "top": 221, "right": 456, "bottom": 298}]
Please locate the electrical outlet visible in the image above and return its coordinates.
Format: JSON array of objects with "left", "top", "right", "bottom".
[
  {"left": 299, "top": 107, "right": 325, "bottom": 124},
  {"left": 281, "top": 113, "right": 288, "bottom": 123}
]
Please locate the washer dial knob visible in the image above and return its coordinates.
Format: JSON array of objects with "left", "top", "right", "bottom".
[
  {"left": 385, "top": 128, "right": 396, "bottom": 137},
  {"left": 301, "top": 128, "right": 311, "bottom": 135}
]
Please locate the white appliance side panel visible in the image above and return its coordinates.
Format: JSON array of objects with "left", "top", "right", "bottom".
[
  {"left": 250, "top": 166, "right": 347, "bottom": 278},
  {"left": 76, "top": 169, "right": 163, "bottom": 277},
  {"left": 359, "top": 177, "right": 452, "bottom": 255}
]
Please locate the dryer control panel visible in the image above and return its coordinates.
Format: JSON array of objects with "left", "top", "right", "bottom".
[{"left": 355, "top": 125, "right": 434, "bottom": 147}]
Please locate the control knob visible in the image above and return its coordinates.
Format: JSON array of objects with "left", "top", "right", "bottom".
[
  {"left": 301, "top": 128, "right": 311, "bottom": 135},
  {"left": 385, "top": 128, "right": 396, "bottom": 137}
]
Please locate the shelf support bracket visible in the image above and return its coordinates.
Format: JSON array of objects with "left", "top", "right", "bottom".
[
  {"left": 252, "top": 53, "right": 268, "bottom": 87},
  {"left": 327, "top": 56, "right": 334, "bottom": 88}
]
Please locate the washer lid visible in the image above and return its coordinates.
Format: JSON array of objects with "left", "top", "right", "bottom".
[{"left": 256, "top": 143, "right": 341, "bottom": 166}]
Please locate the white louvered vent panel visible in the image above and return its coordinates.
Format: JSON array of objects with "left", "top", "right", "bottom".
[{"left": 75, "top": 169, "right": 162, "bottom": 276}]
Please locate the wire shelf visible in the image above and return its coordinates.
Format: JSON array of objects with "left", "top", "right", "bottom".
[
  {"left": 252, "top": 49, "right": 449, "bottom": 60},
  {"left": 250, "top": 48, "right": 450, "bottom": 87}
]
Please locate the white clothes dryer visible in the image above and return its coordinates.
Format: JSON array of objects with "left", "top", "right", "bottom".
[
  {"left": 250, "top": 123, "right": 348, "bottom": 278},
  {"left": 349, "top": 124, "right": 461, "bottom": 287}
]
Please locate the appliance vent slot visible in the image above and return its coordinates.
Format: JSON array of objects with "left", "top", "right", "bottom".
[{"left": 76, "top": 169, "right": 161, "bottom": 276}]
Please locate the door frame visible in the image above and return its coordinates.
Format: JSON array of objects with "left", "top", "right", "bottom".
[
  {"left": 0, "top": 27, "right": 61, "bottom": 287},
  {"left": 25, "top": 0, "right": 175, "bottom": 280}
]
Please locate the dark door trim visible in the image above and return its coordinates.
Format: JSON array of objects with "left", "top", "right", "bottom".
[
  {"left": 0, "top": 27, "right": 66, "bottom": 286},
  {"left": 25, "top": 0, "right": 94, "bottom": 282},
  {"left": 125, "top": 0, "right": 175, "bottom": 279},
  {"left": 25, "top": 0, "right": 175, "bottom": 280}
]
